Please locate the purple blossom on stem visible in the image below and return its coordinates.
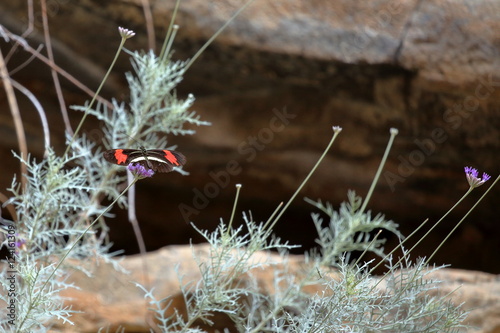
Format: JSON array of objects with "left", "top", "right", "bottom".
[
  {"left": 15, "top": 234, "right": 26, "bottom": 254},
  {"left": 464, "top": 166, "right": 490, "bottom": 188},
  {"left": 128, "top": 163, "right": 155, "bottom": 178}
]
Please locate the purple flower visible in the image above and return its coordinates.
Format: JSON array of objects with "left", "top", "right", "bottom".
[
  {"left": 464, "top": 166, "right": 490, "bottom": 188},
  {"left": 15, "top": 238, "right": 26, "bottom": 248},
  {"left": 15, "top": 234, "right": 26, "bottom": 254},
  {"left": 128, "top": 163, "right": 155, "bottom": 178}
]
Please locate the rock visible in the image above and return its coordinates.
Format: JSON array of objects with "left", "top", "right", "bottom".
[
  {"left": 55, "top": 244, "right": 308, "bottom": 332},
  {"left": 0, "top": 0, "right": 498, "bottom": 274},
  {"left": 423, "top": 269, "right": 500, "bottom": 333},
  {"left": 47, "top": 244, "right": 500, "bottom": 332}
]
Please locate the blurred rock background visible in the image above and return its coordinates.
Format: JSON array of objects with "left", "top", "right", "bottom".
[{"left": 0, "top": 0, "right": 498, "bottom": 273}]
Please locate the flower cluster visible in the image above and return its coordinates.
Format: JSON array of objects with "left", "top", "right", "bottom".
[
  {"left": 15, "top": 233, "right": 26, "bottom": 254},
  {"left": 464, "top": 166, "right": 490, "bottom": 188},
  {"left": 118, "top": 27, "right": 136, "bottom": 39},
  {"left": 128, "top": 163, "right": 155, "bottom": 178}
]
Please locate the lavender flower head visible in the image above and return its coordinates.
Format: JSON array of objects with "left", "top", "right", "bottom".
[
  {"left": 15, "top": 233, "right": 26, "bottom": 255},
  {"left": 128, "top": 163, "right": 155, "bottom": 178},
  {"left": 464, "top": 166, "right": 490, "bottom": 188}
]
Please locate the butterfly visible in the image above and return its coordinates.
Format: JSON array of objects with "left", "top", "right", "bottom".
[{"left": 103, "top": 147, "right": 186, "bottom": 173}]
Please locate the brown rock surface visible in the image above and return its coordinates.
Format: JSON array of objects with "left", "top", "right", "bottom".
[
  {"left": 48, "top": 244, "right": 500, "bottom": 332},
  {"left": 0, "top": 0, "right": 498, "bottom": 274}
]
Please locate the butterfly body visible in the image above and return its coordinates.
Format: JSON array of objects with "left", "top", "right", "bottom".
[{"left": 103, "top": 147, "right": 186, "bottom": 173}]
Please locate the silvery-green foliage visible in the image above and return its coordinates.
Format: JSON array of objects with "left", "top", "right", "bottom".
[
  {"left": 0, "top": 149, "right": 117, "bottom": 332},
  {"left": 126, "top": 50, "right": 208, "bottom": 136},
  {"left": 7, "top": 149, "right": 107, "bottom": 262},
  {"left": 71, "top": 50, "right": 209, "bottom": 164},
  {"left": 141, "top": 214, "right": 297, "bottom": 332},
  {"left": 277, "top": 254, "right": 467, "bottom": 333},
  {"left": 367, "top": 255, "right": 468, "bottom": 332},
  {"left": 1, "top": 48, "right": 207, "bottom": 331},
  {"left": 306, "top": 190, "right": 403, "bottom": 267},
  {"left": 0, "top": 256, "right": 76, "bottom": 331},
  {"left": 142, "top": 199, "right": 467, "bottom": 332},
  {"left": 69, "top": 132, "right": 128, "bottom": 210}
]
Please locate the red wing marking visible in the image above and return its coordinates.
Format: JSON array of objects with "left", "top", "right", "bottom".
[
  {"left": 104, "top": 148, "right": 186, "bottom": 173},
  {"left": 163, "top": 150, "right": 181, "bottom": 165},
  {"left": 114, "top": 149, "right": 128, "bottom": 164}
]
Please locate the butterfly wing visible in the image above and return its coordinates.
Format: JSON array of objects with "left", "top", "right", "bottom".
[
  {"left": 103, "top": 149, "right": 186, "bottom": 173},
  {"left": 103, "top": 149, "right": 142, "bottom": 166},
  {"left": 142, "top": 149, "right": 186, "bottom": 173}
]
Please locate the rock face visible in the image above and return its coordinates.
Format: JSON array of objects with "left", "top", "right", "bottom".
[
  {"left": 0, "top": 0, "right": 498, "bottom": 273},
  {"left": 49, "top": 244, "right": 500, "bottom": 332}
]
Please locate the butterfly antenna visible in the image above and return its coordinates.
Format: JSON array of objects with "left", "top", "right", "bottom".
[
  {"left": 122, "top": 132, "right": 153, "bottom": 167},
  {"left": 123, "top": 132, "right": 144, "bottom": 149}
]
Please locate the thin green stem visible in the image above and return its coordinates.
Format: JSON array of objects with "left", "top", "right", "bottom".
[
  {"left": 370, "top": 175, "right": 498, "bottom": 292},
  {"left": 162, "top": 25, "right": 179, "bottom": 63},
  {"left": 352, "top": 229, "right": 382, "bottom": 268},
  {"left": 159, "top": 0, "right": 181, "bottom": 61},
  {"left": 426, "top": 174, "right": 499, "bottom": 264},
  {"left": 367, "top": 187, "right": 473, "bottom": 292},
  {"left": 184, "top": 0, "right": 257, "bottom": 71},
  {"left": 227, "top": 184, "right": 242, "bottom": 233},
  {"left": 404, "top": 188, "right": 472, "bottom": 262},
  {"left": 368, "top": 218, "right": 430, "bottom": 276},
  {"left": 266, "top": 127, "right": 342, "bottom": 232},
  {"left": 63, "top": 35, "right": 129, "bottom": 158},
  {"left": 262, "top": 201, "right": 284, "bottom": 232},
  {"left": 160, "top": 0, "right": 181, "bottom": 60},
  {"left": 360, "top": 128, "right": 398, "bottom": 214}
]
